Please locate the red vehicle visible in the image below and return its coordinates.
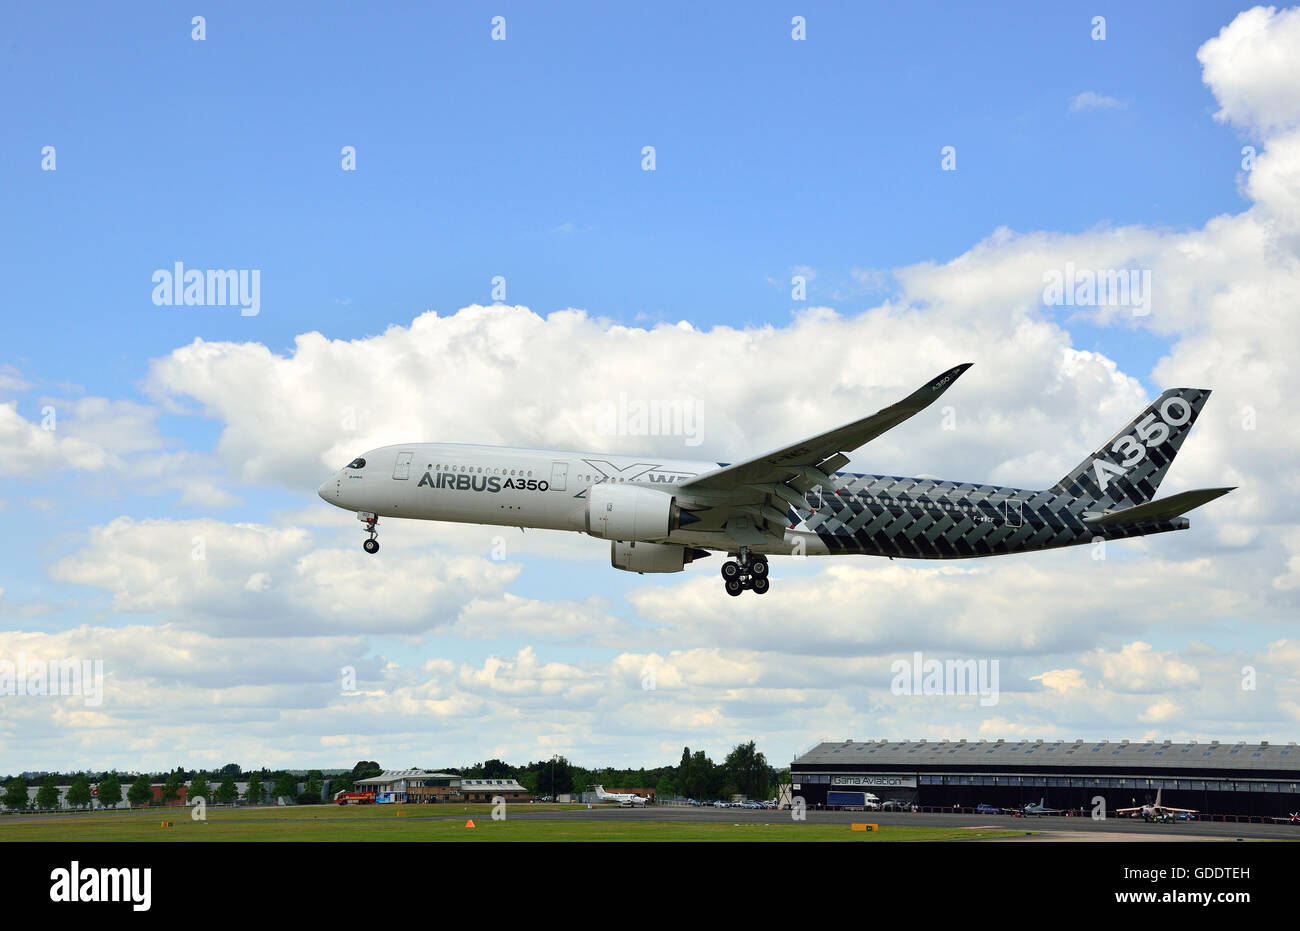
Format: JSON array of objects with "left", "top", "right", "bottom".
[{"left": 334, "top": 790, "right": 377, "bottom": 805}]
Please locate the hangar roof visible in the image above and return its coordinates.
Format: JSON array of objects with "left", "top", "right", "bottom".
[
  {"left": 793, "top": 739, "right": 1300, "bottom": 773},
  {"left": 460, "top": 778, "right": 527, "bottom": 792},
  {"left": 354, "top": 770, "right": 460, "bottom": 786}
]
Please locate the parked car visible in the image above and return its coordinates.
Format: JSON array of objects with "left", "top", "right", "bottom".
[{"left": 976, "top": 803, "right": 1000, "bottom": 815}]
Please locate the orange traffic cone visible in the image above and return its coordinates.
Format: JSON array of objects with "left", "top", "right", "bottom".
[{"left": 465, "top": 818, "right": 475, "bottom": 828}]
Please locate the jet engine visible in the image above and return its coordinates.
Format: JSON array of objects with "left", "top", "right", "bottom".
[
  {"left": 611, "top": 541, "right": 711, "bottom": 574},
  {"left": 586, "top": 483, "right": 696, "bottom": 541}
]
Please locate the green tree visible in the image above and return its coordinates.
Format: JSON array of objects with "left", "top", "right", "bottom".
[
  {"left": 36, "top": 774, "right": 61, "bottom": 810},
  {"left": 162, "top": 770, "right": 184, "bottom": 805},
  {"left": 216, "top": 775, "right": 238, "bottom": 805},
  {"left": 3, "top": 778, "right": 28, "bottom": 811},
  {"left": 481, "top": 758, "right": 514, "bottom": 779},
  {"left": 722, "top": 741, "right": 770, "bottom": 799},
  {"left": 97, "top": 773, "right": 122, "bottom": 809},
  {"left": 245, "top": 771, "right": 265, "bottom": 805},
  {"left": 272, "top": 772, "right": 297, "bottom": 801},
  {"left": 127, "top": 773, "right": 153, "bottom": 808},
  {"left": 654, "top": 773, "right": 677, "bottom": 800},
  {"left": 682, "top": 750, "right": 717, "bottom": 799},
  {"left": 537, "top": 756, "right": 573, "bottom": 798},
  {"left": 300, "top": 771, "right": 323, "bottom": 804},
  {"left": 350, "top": 760, "right": 381, "bottom": 781},
  {"left": 66, "top": 773, "right": 92, "bottom": 809},
  {"left": 219, "top": 763, "right": 241, "bottom": 777},
  {"left": 189, "top": 773, "right": 211, "bottom": 805}
]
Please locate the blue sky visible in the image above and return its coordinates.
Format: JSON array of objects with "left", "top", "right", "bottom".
[
  {"left": 2, "top": 2, "right": 1298, "bottom": 773},
  {"left": 4, "top": 2, "right": 1249, "bottom": 383}
]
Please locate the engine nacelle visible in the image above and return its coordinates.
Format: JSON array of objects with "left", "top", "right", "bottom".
[
  {"left": 586, "top": 482, "right": 683, "bottom": 541},
  {"left": 611, "top": 541, "right": 710, "bottom": 574}
]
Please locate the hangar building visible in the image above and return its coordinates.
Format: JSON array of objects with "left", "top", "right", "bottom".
[{"left": 791, "top": 738, "right": 1300, "bottom": 817}]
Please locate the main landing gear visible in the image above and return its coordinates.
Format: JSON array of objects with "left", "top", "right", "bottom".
[
  {"left": 720, "top": 549, "right": 769, "bottom": 596},
  {"left": 360, "top": 512, "right": 379, "bottom": 554}
]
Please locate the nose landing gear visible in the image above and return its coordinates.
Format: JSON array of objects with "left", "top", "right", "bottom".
[
  {"left": 720, "top": 549, "right": 769, "bottom": 595},
  {"left": 359, "top": 512, "right": 379, "bottom": 554}
]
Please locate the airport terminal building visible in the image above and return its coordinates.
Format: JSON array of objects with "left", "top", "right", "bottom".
[{"left": 791, "top": 739, "right": 1300, "bottom": 817}]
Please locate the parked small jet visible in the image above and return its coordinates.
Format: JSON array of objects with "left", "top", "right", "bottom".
[
  {"left": 1005, "top": 798, "right": 1063, "bottom": 816},
  {"left": 319, "top": 364, "right": 1232, "bottom": 596},
  {"left": 1115, "top": 789, "right": 1198, "bottom": 822},
  {"left": 592, "top": 785, "right": 646, "bottom": 807}
]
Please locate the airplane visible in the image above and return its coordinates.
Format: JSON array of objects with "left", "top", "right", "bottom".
[
  {"left": 592, "top": 785, "right": 646, "bottom": 807},
  {"left": 1269, "top": 812, "right": 1300, "bottom": 825},
  {"left": 1115, "top": 789, "right": 1198, "bottom": 822},
  {"left": 1004, "top": 798, "right": 1063, "bottom": 816},
  {"left": 317, "top": 363, "right": 1233, "bottom": 596}
]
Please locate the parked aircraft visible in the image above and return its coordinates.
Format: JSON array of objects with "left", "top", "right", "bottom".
[
  {"left": 592, "top": 785, "right": 646, "bottom": 807},
  {"left": 1115, "top": 789, "right": 1198, "bottom": 822}
]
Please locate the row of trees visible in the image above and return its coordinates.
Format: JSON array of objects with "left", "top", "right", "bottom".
[
  {"left": 2, "top": 767, "right": 326, "bottom": 811},
  {"left": 2, "top": 749, "right": 788, "bottom": 810},
  {"left": 462, "top": 742, "right": 788, "bottom": 801}
]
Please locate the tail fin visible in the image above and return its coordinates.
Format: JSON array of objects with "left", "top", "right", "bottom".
[{"left": 1051, "top": 388, "right": 1211, "bottom": 509}]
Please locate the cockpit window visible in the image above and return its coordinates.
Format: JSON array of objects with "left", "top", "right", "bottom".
[{"left": 346, "top": 457, "right": 366, "bottom": 469}]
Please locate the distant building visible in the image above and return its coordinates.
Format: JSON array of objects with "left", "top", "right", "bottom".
[
  {"left": 353, "top": 770, "right": 475, "bottom": 804},
  {"left": 791, "top": 738, "right": 1300, "bottom": 816},
  {"left": 459, "top": 778, "right": 529, "bottom": 802},
  {"left": 349, "top": 771, "right": 532, "bottom": 803},
  {"left": 5, "top": 780, "right": 188, "bottom": 811}
]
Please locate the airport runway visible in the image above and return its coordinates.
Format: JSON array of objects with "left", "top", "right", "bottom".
[{"left": 502, "top": 806, "right": 1299, "bottom": 840}]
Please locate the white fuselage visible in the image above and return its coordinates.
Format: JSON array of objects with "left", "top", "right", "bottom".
[{"left": 317, "top": 442, "right": 808, "bottom": 553}]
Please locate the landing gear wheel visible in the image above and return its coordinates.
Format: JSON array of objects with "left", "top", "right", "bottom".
[
  {"left": 363, "top": 538, "right": 379, "bottom": 554},
  {"left": 752, "top": 576, "right": 770, "bottom": 594},
  {"left": 725, "top": 578, "right": 744, "bottom": 596},
  {"left": 750, "top": 558, "right": 768, "bottom": 577},
  {"left": 721, "top": 561, "right": 741, "bottom": 580}
]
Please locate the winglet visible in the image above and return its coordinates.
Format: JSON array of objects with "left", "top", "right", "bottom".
[
  {"left": 920, "top": 363, "right": 973, "bottom": 400},
  {"left": 889, "top": 363, "right": 973, "bottom": 415}
]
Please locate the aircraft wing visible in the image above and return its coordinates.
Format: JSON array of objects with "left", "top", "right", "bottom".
[{"left": 676, "top": 364, "right": 973, "bottom": 521}]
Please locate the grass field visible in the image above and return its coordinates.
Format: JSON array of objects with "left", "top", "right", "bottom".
[{"left": 0, "top": 804, "right": 1021, "bottom": 842}]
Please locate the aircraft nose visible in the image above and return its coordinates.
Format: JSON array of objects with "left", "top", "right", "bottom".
[{"left": 318, "top": 478, "right": 334, "bottom": 502}]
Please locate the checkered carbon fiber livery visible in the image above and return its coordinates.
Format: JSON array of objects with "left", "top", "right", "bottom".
[
  {"left": 1049, "top": 388, "right": 1211, "bottom": 509},
  {"left": 793, "top": 472, "right": 1180, "bottom": 559}
]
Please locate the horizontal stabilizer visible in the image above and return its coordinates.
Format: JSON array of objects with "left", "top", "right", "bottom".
[{"left": 1085, "top": 487, "right": 1234, "bottom": 527}]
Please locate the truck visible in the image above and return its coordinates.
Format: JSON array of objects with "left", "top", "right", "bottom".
[
  {"left": 333, "top": 790, "right": 377, "bottom": 805},
  {"left": 826, "top": 790, "right": 880, "bottom": 810}
]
